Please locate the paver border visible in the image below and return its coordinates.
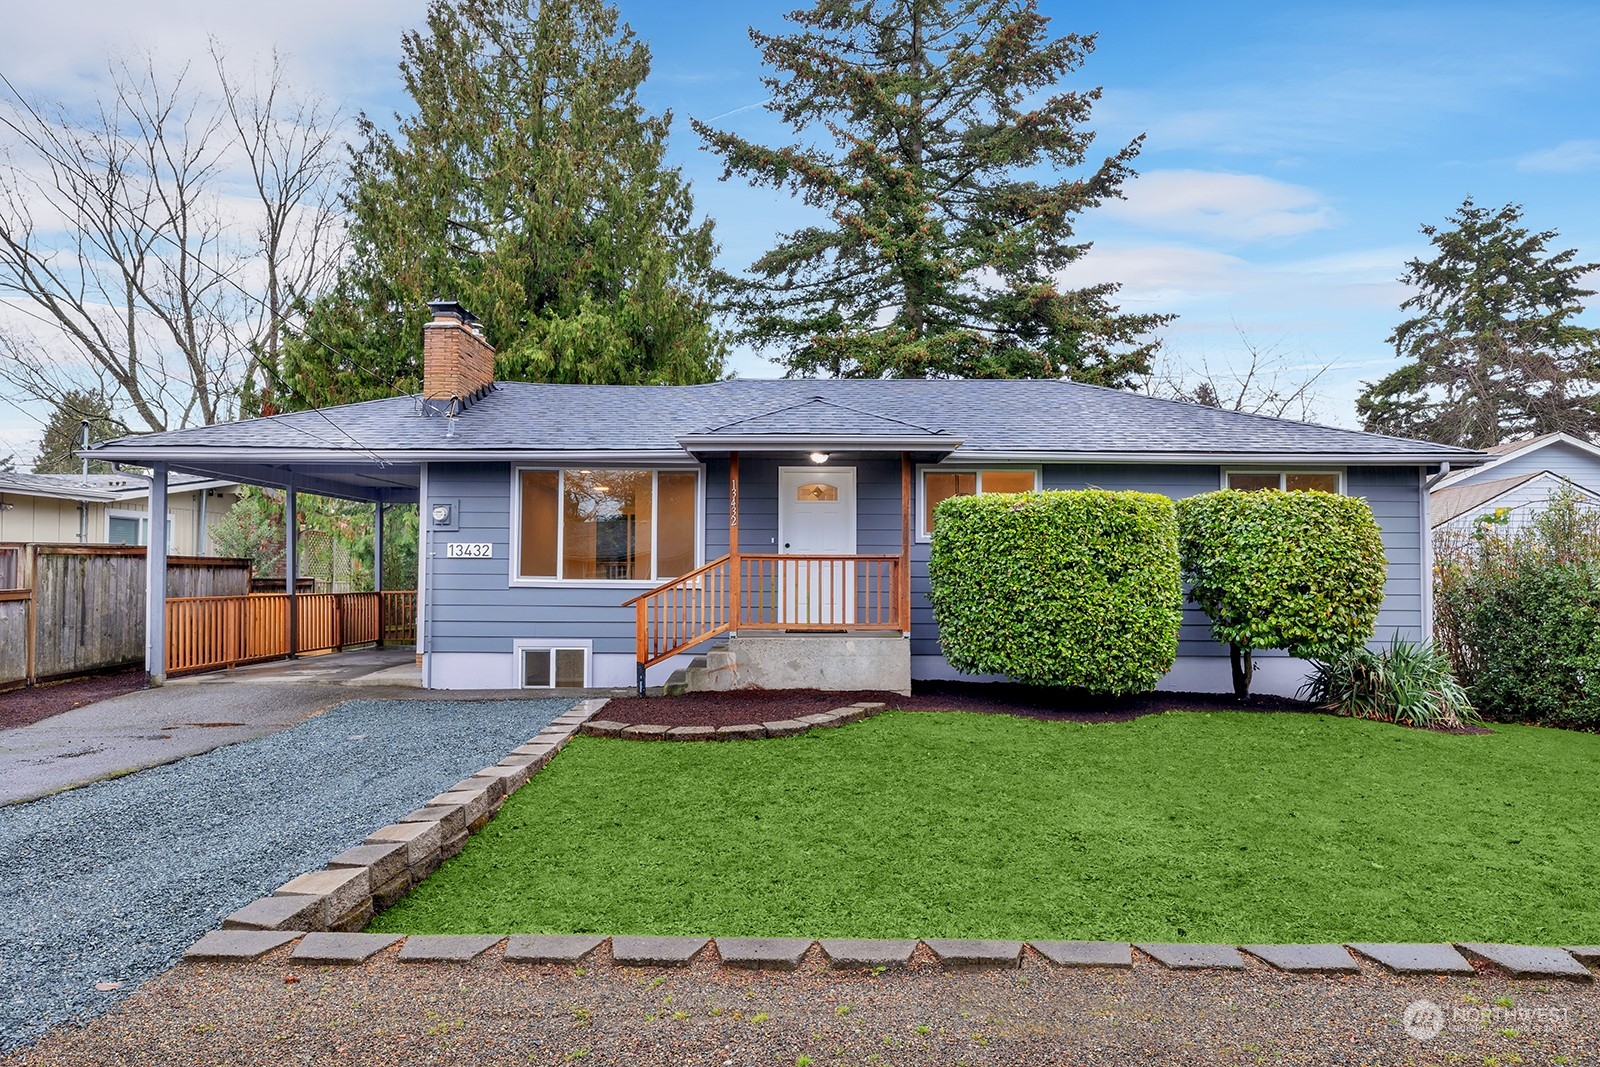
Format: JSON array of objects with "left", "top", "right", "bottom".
[
  {"left": 179, "top": 933, "right": 1600, "bottom": 981},
  {"left": 581, "top": 701, "right": 887, "bottom": 741},
  {"left": 204, "top": 698, "right": 607, "bottom": 941}
]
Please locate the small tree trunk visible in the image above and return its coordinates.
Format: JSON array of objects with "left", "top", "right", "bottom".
[{"left": 1230, "top": 643, "right": 1254, "bottom": 700}]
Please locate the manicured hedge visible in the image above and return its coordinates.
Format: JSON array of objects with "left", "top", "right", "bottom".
[
  {"left": 1177, "top": 489, "right": 1388, "bottom": 696},
  {"left": 927, "top": 490, "right": 1182, "bottom": 695}
]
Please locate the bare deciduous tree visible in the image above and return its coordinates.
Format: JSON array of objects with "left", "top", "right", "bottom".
[
  {"left": 0, "top": 51, "right": 343, "bottom": 434},
  {"left": 1143, "top": 331, "right": 1331, "bottom": 422}
]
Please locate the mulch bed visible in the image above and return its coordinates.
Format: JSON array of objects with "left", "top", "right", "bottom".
[
  {"left": 0, "top": 670, "right": 148, "bottom": 731},
  {"left": 605, "top": 682, "right": 1312, "bottom": 729}
]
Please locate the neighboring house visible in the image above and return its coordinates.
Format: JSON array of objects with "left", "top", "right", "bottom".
[
  {"left": 0, "top": 471, "right": 240, "bottom": 555},
  {"left": 88, "top": 303, "right": 1483, "bottom": 695},
  {"left": 1429, "top": 433, "right": 1600, "bottom": 538}
]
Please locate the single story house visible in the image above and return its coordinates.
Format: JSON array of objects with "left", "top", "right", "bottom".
[
  {"left": 87, "top": 303, "right": 1483, "bottom": 695},
  {"left": 0, "top": 471, "right": 240, "bottom": 554},
  {"left": 1430, "top": 432, "right": 1600, "bottom": 538}
]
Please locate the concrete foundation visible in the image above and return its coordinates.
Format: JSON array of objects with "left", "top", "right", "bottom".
[{"left": 681, "top": 633, "right": 911, "bottom": 696}]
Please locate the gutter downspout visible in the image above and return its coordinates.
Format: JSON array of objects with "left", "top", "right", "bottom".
[{"left": 1424, "top": 461, "right": 1453, "bottom": 490}]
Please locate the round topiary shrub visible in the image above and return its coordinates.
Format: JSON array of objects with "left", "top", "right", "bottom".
[
  {"left": 927, "top": 489, "right": 1182, "bottom": 695},
  {"left": 1177, "top": 489, "right": 1388, "bottom": 698}
]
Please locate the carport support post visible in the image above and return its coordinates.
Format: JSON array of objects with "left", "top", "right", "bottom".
[
  {"left": 146, "top": 462, "right": 169, "bottom": 685},
  {"left": 285, "top": 482, "right": 298, "bottom": 658},
  {"left": 373, "top": 502, "right": 384, "bottom": 647}
]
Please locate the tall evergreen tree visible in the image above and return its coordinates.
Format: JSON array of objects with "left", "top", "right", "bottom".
[
  {"left": 1358, "top": 198, "right": 1600, "bottom": 448},
  {"left": 276, "top": 0, "right": 723, "bottom": 411},
  {"left": 32, "top": 391, "right": 123, "bottom": 474},
  {"left": 694, "top": 0, "right": 1170, "bottom": 384}
]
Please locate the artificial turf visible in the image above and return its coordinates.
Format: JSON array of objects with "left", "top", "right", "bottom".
[{"left": 368, "top": 710, "right": 1600, "bottom": 943}]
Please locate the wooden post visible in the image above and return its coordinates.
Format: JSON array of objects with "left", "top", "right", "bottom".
[
  {"left": 147, "top": 462, "right": 170, "bottom": 684},
  {"left": 728, "top": 451, "right": 741, "bottom": 634},
  {"left": 23, "top": 545, "right": 37, "bottom": 686},
  {"left": 900, "top": 452, "right": 912, "bottom": 635}
]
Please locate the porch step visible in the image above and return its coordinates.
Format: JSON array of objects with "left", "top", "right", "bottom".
[
  {"left": 662, "top": 642, "right": 738, "bottom": 695},
  {"left": 663, "top": 634, "right": 909, "bottom": 697}
]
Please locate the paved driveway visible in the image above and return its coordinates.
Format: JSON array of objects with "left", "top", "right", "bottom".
[{"left": 0, "top": 649, "right": 533, "bottom": 806}]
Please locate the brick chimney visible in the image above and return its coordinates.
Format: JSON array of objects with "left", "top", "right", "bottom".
[{"left": 422, "top": 300, "right": 495, "bottom": 413}]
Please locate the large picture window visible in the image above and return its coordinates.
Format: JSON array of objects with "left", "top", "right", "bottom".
[
  {"left": 920, "top": 468, "right": 1039, "bottom": 537},
  {"left": 517, "top": 468, "right": 698, "bottom": 581},
  {"left": 1225, "top": 471, "right": 1341, "bottom": 494}
]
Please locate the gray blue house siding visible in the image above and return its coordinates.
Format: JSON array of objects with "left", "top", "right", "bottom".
[{"left": 424, "top": 455, "right": 1428, "bottom": 693}]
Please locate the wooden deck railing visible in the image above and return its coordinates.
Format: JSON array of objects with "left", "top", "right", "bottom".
[
  {"left": 166, "top": 590, "right": 418, "bottom": 674},
  {"left": 626, "top": 553, "right": 905, "bottom": 688}
]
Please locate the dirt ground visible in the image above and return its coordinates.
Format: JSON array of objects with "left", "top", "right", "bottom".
[
  {"left": 0, "top": 670, "right": 147, "bottom": 731},
  {"left": 605, "top": 681, "right": 1310, "bottom": 728},
  {"left": 5, "top": 946, "right": 1594, "bottom": 1067}
]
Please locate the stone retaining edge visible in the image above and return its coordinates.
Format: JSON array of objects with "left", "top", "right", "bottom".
[
  {"left": 581, "top": 701, "right": 887, "bottom": 741},
  {"left": 182, "top": 933, "right": 1599, "bottom": 981},
  {"left": 216, "top": 698, "right": 609, "bottom": 937}
]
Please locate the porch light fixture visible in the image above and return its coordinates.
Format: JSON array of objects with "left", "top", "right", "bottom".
[{"left": 808, "top": 451, "right": 829, "bottom": 464}]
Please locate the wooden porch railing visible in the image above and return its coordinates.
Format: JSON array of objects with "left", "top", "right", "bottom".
[
  {"left": 626, "top": 553, "right": 905, "bottom": 691},
  {"left": 166, "top": 590, "right": 418, "bottom": 675},
  {"left": 622, "top": 555, "right": 735, "bottom": 671}
]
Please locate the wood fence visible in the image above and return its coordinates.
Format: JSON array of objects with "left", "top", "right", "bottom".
[
  {"left": 0, "top": 542, "right": 418, "bottom": 687},
  {"left": 0, "top": 544, "right": 251, "bottom": 688},
  {"left": 164, "top": 590, "right": 419, "bottom": 674}
]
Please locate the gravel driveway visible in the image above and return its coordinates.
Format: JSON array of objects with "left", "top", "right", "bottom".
[{"left": 0, "top": 697, "right": 573, "bottom": 1055}]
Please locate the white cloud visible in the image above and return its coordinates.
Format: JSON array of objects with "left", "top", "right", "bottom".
[
  {"left": 1516, "top": 140, "right": 1600, "bottom": 173},
  {"left": 1103, "top": 170, "right": 1335, "bottom": 242}
]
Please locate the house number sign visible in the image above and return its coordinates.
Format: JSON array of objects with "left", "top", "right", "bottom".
[{"left": 445, "top": 542, "right": 493, "bottom": 558}]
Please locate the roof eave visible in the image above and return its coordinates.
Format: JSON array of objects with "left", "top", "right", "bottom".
[
  {"left": 952, "top": 449, "right": 1487, "bottom": 466},
  {"left": 677, "top": 433, "right": 964, "bottom": 453}
]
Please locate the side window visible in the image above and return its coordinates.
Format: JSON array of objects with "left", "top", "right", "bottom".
[{"left": 921, "top": 469, "right": 1039, "bottom": 537}]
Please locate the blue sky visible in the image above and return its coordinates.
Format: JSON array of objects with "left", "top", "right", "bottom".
[{"left": 0, "top": 0, "right": 1596, "bottom": 461}]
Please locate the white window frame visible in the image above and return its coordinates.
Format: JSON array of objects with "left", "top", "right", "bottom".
[
  {"left": 514, "top": 638, "right": 592, "bottom": 689},
  {"left": 106, "top": 509, "right": 173, "bottom": 547},
  {"left": 1221, "top": 470, "right": 1346, "bottom": 494},
  {"left": 508, "top": 465, "right": 705, "bottom": 588},
  {"left": 916, "top": 465, "right": 1042, "bottom": 541}
]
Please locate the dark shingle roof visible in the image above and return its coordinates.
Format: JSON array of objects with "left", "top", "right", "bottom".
[{"left": 89, "top": 378, "right": 1480, "bottom": 462}]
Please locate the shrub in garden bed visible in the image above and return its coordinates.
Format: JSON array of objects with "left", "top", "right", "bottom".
[
  {"left": 927, "top": 489, "right": 1181, "bottom": 695},
  {"left": 1178, "top": 489, "right": 1388, "bottom": 698},
  {"left": 1300, "top": 634, "right": 1478, "bottom": 729},
  {"left": 1434, "top": 491, "right": 1600, "bottom": 728}
]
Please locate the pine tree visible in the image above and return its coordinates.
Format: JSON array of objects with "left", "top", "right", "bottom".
[
  {"left": 31, "top": 391, "right": 124, "bottom": 474},
  {"left": 275, "top": 0, "right": 724, "bottom": 412},
  {"left": 1357, "top": 198, "right": 1600, "bottom": 448},
  {"left": 694, "top": 0, "right": 1170, "bottom": 384}
]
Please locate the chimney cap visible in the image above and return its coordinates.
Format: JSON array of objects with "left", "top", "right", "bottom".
[{"left": 427, "top": 299, "right": 479, "bottom": 326}]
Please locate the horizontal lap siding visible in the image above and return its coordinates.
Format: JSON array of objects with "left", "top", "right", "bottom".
[
  {"left": 1347, "top": 466, "right": 1426, "bottom": 644},
  {"left": 426, "top": 461, "right": 672, "bottom": 655},
  {"left": 1458, "top": 441, "right": 1600, "bottom": 491}
]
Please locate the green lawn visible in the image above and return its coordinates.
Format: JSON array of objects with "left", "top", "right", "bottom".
[{"left": 369, "top": 710, "right": 1600, "bottom": 944}]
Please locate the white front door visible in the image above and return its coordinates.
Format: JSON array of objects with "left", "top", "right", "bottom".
[{"left": 777, "top": 466, "right": 857, "bottom": 626}]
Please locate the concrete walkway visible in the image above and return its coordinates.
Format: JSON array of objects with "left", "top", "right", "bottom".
[{"left": 0, "top": 649, "right": 536, "bottom": 807}]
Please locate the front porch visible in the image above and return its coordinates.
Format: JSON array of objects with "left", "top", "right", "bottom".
[{"left": 626, "top": 450, "right": 923, "bottom": 695}]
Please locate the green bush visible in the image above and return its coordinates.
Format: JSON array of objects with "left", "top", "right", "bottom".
[
  {"left": 1177, "top": 490, "right": 1388, "bottom": 698},
  {"left": 1434, "top": 491, "right": 1600, "bottom": 727},
  {"left": 1300, "top": 635, "right": 1478, "bottom": 729},
  {"left": 927, "top": 489, "right": 1181, "bottom": 695}
]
